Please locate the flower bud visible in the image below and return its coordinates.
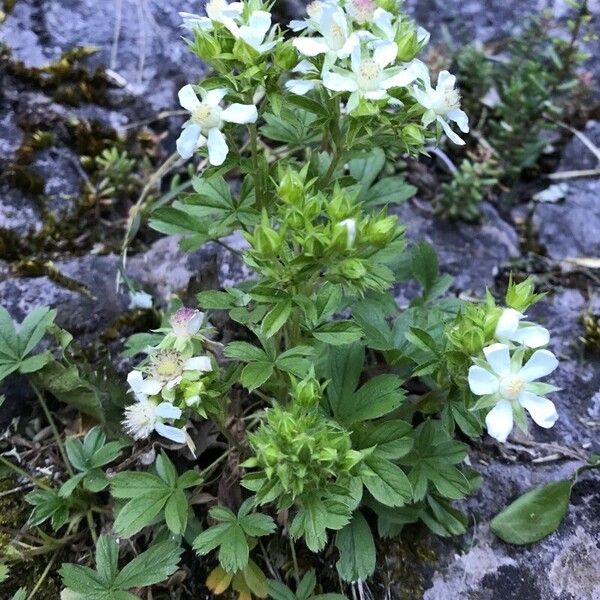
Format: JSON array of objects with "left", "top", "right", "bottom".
[
  {"left": 402, "top": 123, "right": 425, "bottom": 147},
  {"left": 332, "top": 218, "right": 357, "bottom": 250},
  {"left": 505, "top": 276, "right": 543, "bottom": 312},
  {"left": 278, "top": 167, "right": 306, "bottom": 205},
  {"left": 274, "top": 41, "right": 298, "bottom": 70},
  {"left": 340, "top": 258, "right": 367, "bottom": 280},
  {"left": 396, "top": 29, "right": 419, "bottom": 62},
  {"left": 170, "top": 307, "right": 203, "bottom": 339},
  {"left": 376, "top": 0, "right": 398, "bottom": 11},
  {"left": 194, "top": 31, "right": 222, "bottom": 61},
  {"left": 292, "top": 372, "right": 322, "bottom": 407},
  {"left": 366, "top": 215, "right": 397, "bottom": 246}
]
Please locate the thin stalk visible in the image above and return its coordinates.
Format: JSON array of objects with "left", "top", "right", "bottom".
[
  {"left": 0, "top": 456, "right": 52, "bottom": 491},
  {"left": 249, "top": 123, "right": 263, "bottom": 209},
  {"left": 26, "top": 550, "right": 59, "bottom": 600},
  {"left": 288, "top": 535, "right": 300, "bottom": 588}
]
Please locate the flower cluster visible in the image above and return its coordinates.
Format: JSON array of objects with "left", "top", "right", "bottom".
[
  {"left": 122, "top": 307, "right": 214, "bottom": 448},
  {"left": 286, "top": 0, "right": 469, "bottom": 141},
  {"left": 468, "top": 307, "right": 559, "bottom": 442}
]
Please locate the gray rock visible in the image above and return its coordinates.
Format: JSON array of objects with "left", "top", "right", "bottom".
[
  {"left": 0, "top": 109, "right": 24, "bottom": 166},
  {"left": 393, "top": 201, "right": 519, "bottom": 294},
  {"left": 0, "top": 184, "right": 43, "bottom": 237},
  {"left": 533, "top": 122, "right": 600, "bottom": 260}
]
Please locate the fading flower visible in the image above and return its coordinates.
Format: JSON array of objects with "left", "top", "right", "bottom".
[
  {"left": 176, "top": 84, "right": 257, "bottom": 165},
  {"left": 123, "top": 371, "right": 186, "bottom": 444},
  {"left": 468, "top": 343, "right": 559, "bottom": 442},
  {"left": 323, "top": 42, "right": 419, "bottom": 113},
  {"left": 345, "top": 0, "right": 376, "bottom": 25},
  {"left": 495, "top": 308, "right": 550, "bottom": 349},
  {"left": 148, "top": 350, "right": 212, "bottom": 392},
  {"left": 179, "top": 0, "right": 243, "bottom": 32},
  {"left": 413, "top": 67, "right": 469, "bottom": 145},
  {"left": 170, "top": 307, "right": 203, "bottom": 339}
]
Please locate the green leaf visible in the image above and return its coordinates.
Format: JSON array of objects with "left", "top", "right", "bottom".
[
  {"left": 312, "top": 321, "right": 363, "bottom": 345},
  {"left": 194, "top": 523, "right": 233, "bottom": 555},
  {"left": 490, "top": 480, "right": 573, "bottom": 545},
  {"left": 156, "top": 452, "right": 178, "bottom": 488},
  {"left": 411, "top": 242, "right": 438, "bottom": 292},
  {"left": 17, "top": 306, "right": 56, "bottom": 357},
  {"left": 218, "top": 523, "right": 250, "bottom": 573},
  {"left": 0, "top": 564, "right": 9, "bottom": 584},
  {"left": 335, "top": 511, "right": 376, "bottom": 583},
  {"left": 112, "top": 490, "right": 170, "bottom": 537},
  {"left": 338, "top": 375, "right": 405, "bottom": 425},
  {"left": 362, "top": 456, "right": 412, "bottom": 508},
  {"left": 224, "top": 341, "right": 268, "bottom": 362},
  {"left": 0, "top": 306, "right": 19, "bottom": 359},
  {"left": 95, "top": 535, "right": 119, "bottom": 586},
  {"left": 361, "top": 177, "right": 416, "bottom": 207},
  {"left": 112, "top": 540, "right": 183, "bottom": 589},
  {"left": 240, "top": 361, "right": 274, "bottom": 391},
  {"left": 65, "top": 437, "right": 88, "bottom": 472},
  {"left": 164, "top": 489, "right": 188, "bottom": 534},
  {"left": 111, "top": 472, "right": 168, "bottom": 498},
  {"left": 18, "top": 351, "right": 51, "bottom": 374},
  {"left": 353, "top": 420, "right": 413, "bottom": 460},
  {"left": 59, "top": 564, "right": 108, "bottom": 593},
  {"left": 262, "top": 300, "right": 292, "bottom": 338},
  {"left": 323, "top": 343, "right": 364, "bottom": 419},
  {"left": 238, "top": 512, "right": 276, "bottom": 537},
  {"left": 349, "top": 148, "right": 385, "bottom": 192},
  {"left": 266, "top": 580, "right": 296, "bottom": 600}
]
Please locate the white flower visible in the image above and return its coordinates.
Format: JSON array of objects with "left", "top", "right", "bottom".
[
  {"left": 340, "top": 218, "right": 357, "bottom": 248},
  {"left": 292, "top": 4, "right": 358, "bottom": 70},
  {"left": 323, "top": 42, "right": 420, "bottom": 113},
  {"left": 123, "top": 371, "right": 186, "bottom": 444},
  {"left": 289, "top": 0, "right": 333, "bottom": 32},
  {"left": 170, "top": 307, "right": 203, "bottom": 339},
  {"left": 176, "top": 84, "right": 257, "bottom": 166},
  {"left": 285, "top": 59, "right": 322, "bottom": 95},
  {"left": 413, "top": 67, "right": 469, "bottom": 145},
  {"left": 468, "top": 343, "right": 559, "bottom": 442},
  {"left": 145, "top": 350, "right": 212, "bottom": 393},
  {"left": 128, "top": 290, "right": 153, "bottom": 310},
  {"left": 224, "top": 10, "right": 278, "bottom": 54},
  {"left": 495, "top": 308, "right": 550, "bottom": 349},
  {"left": 179, "top": 0, "right": 243, "bottom": 32}
]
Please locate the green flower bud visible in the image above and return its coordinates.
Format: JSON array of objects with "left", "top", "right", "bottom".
[
  {"left": 254, "top": 225, "right": 282, "bottom": 256},
  {"left": 396, "top": 29, "right": 419, "bottom": 62},
  {"left": 340, "top": 258, "right": 367, "bottom": 280},
  {"left": 402, "top": 123, "right": 425, "bottom": 147},
  {"left": 376, "top": 0, "right": 399, "bottom": 11},
  {"left": 332, "top": 218, "right": 357, "bottom": 250},
  {"left": 274, "top": 41, "right": 298, "bottom": 71},
  {"left": 292, "top": 371, "right": 323, "bottom": 407},
  {"left": 505, "top": 276, "right": 545, "bottom": 312},
  {"left": 366, "top": 215, "right": 397, "bottom": 246},
  {"left": 194, "top": 31, "right": 222, "bottom": 60},
  {"left": 278, "top": 167, "right": 306, "bottom": 205}
]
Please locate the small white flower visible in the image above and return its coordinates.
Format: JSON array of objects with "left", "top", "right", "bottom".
[
  {"left": 170, "top": 307, "right": 203, "bottom": 339},
  {"left": 123, "top": 371, "right": 186, "bottom": 444},
  {"left": 179, "top": 0, "right": 243, "bottom": 32},
  {"left": 323, "top": 42, "right": 420, "bottom": 113},
  {"left": 289, "top": 0, "right": 331, "bottom": 32},
  {"left": 176, "top": 84, "right": 258, "bottom": 165},
  {"left": 340, "top": 218, "right": 357, "bottom": 248},
  {"left": 495, "top": 308, "right": 550, "bottom": 349},
  {"left": 468, "top": 343, "right": 559, "bottom": 443},
  {"left": 146, "top": 350, "right": 212, "bottom": 392},
  {"left": 285, "top": 59, "right": 322, "bottom": 95},
  {"left": 224, "top": 10, "right": 278, "bottom": 54},
  {"left": 128, "top": 290, "right": 153, "bottom": 310},
  {"left": 293, "top": 4, "right": 358, "bottom": 70},
  {"left": 413, "top": 67, "right": 469, "bottom": 145}
]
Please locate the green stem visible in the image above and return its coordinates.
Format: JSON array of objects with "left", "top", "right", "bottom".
[
  {"left": 0, "top": 456, "right": 52, "bottom": 491},
  {"left": 249, "top": 123, "right": 263, "bottom": 210},
  {"left": 288, "top": 535, "right": 300, "bottom": 588},
  {"left": 26, "top": 550, "right": 59, "bottom": 600}
]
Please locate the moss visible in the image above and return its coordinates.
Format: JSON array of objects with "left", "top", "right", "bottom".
[{"left": 581, "top": 312, "right": 600, "bottom": 353}]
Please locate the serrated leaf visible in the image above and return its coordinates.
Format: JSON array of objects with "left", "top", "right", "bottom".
[
  {"left": 312, "top": 321, "right": 363, "bottom": 345},
  {"left": 112, "top": 491, "right": 170, "bottom": 538},
  {"left": 240, "top": 361, "right": 274, "bottom": 391},
  {"left": 218, "top": 523, "right": 249, "bottom": 573},
  {"left": 335, "top": 511, "right": 376, "bottom": 583},
  {"left": 262, "top": 300, "right": 292, "bottom": 338},
  {"left": 362, "top": 456, "right": 412, "bottom": 508}
]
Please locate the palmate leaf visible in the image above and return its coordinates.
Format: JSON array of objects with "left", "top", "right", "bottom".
[{"left": 60, "top": 535, "right": 182, "bottom": 597}]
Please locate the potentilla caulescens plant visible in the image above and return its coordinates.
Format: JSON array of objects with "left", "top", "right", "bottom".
[{"left": 53, "top": 1, "right": 568, "bottom": 597}]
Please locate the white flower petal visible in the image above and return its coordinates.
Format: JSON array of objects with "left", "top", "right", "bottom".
[
  {"left": 485, "top": 399, "right": 514, "bottom": 442},
  {"left": 221, "top": 103, "right": 258, "bottom": 124},
  {"left": 512, "top": 325, "right": 550, "bottom": 349},
  {"left": 178, "top": 84, "right": 201, "bottom": 112},
  {"left": 373, "top": 41, "right": 397, "bottom": 69},
  {"left": 468, "top": 366, "right": 500, "bottom": 395},
  {"left": 439, "top": 117, "right": 465, "bottom": 145},
  {"left": 373, "top": 8, "right": 394, "bottom": 39},
  {"left": 519, "top": 392, "right": 558, "bottom": 428},
  {"left": 447, "top": 108, "right": 469, "bottom": 133},
  {"left": 437, "top": 70, "right": 456, "bottom": 91},
  {"left": 346, "top": 90, "right": 360, "bottom": 113},
  {"left": 247, "top": 10, "right": 272, "bottom": 39},
  {"left": 495, "top": 308, "right": 523, "bottom": 341},
  {"left": 127, "top": 370, "right": 144, "bottom": 394},
  {"left": 166, "top": 376, "right": 182, "bottom": 390},
  {"left": 323, "top": 71, "right": 359, "bottom": 92},
  {"left": 140, "top": 378, "right": 163, "bottom": 396},
  {"left": 285, "top": 79, "right": 319, "bottom": 95},
  {"left": 519, "top": 349, "right": 558, "bottom": 382},
  {"left": 155, "top": 423, "right": 187, "bottom": 444},
  {"left": 383, "top": 67, "right": 419, "bottom": 90},
  {"left": 176, "top": 124, "right": 203, "bottom": 159},
  {"left": 293, "top": 59, "right": 317, "bottom": 74},
  {"left": 293, "top": 37, "right": 330, "bottom": 57},
  {"left": 364, "top": 89, "right": 387, "bottom": 100},
  {"left": 205, "top": 88, "right": 228, "bottom": 107},
  {"left": 156, "top": 402, "right": 182, "bottom": 419},
  {"left": 207, "top": 128, "right": 229, "bottom": 166},
  {"left": 483, "top": 343, "right": 512, "bottom": 376},
  {"left": 289, "top": 19, "right": 309, "bottom": 32},
  {"left": 185, "top": 356, "right": 213, "bottom": 372},
  {"left": 413, "top": 86, "right": 433, "bottom": 109}
]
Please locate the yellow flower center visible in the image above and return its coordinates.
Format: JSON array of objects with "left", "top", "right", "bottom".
[
  {"left": 356, "top": 59, "right": 381, "bottom": 90},
  {"left": 328, "top": 23, "right": 346, "bottom": 50},
  {"left": 432, "top": 88, "right": 460, "bottom": 115},
  {"left": 307, "top": 1, "right": 322, "bottom": 18},
  {"left": 206, "top": 0, "right": 227, "bottom": 19},
  {"left": 192, "top": 103, "right": 222, "bottom": 130},
  {"left": 153, "top": 351, "right": 184, "bottom": 381},
  {"left": 499, "top": 374, "right": 525, "bottom": 400}
]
